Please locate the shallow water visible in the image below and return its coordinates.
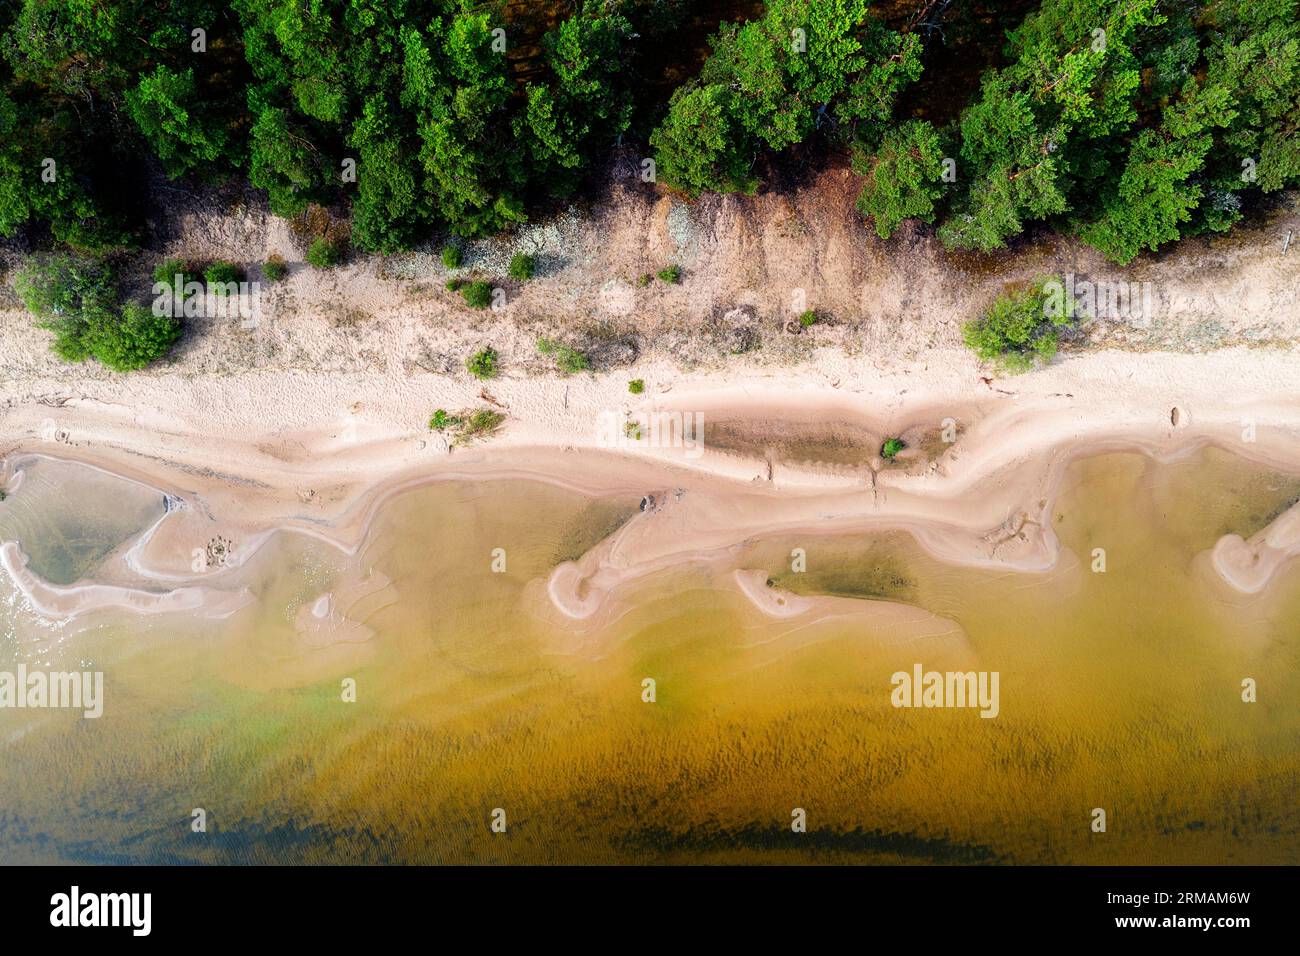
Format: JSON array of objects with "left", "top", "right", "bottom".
[
  {"left": 0, "top": 448, "right": 1297, "bottom": 864},
  {"left": 0, "top": 457, "right": 166, "bottom": 585}
]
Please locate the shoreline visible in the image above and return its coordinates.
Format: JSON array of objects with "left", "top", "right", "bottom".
[{"left": 3, "top": 347, "right": 1300, "bottom": 623}]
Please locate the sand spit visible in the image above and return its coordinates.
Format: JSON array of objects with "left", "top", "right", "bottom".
[
  {"left": 1211, "top": 500, "right": 1300, "bottom": 594},
  {"left": 0, "top": 541, "right": 252, "bottom": 621},
  {"left": 2, "top": 348, "right": 1299, "bottom": 624},
  {"left": 730, "top": 569, "right": 968, "bottom": 647}
]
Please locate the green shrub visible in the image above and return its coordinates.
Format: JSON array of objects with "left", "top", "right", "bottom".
[
  {"left": 454, "top": 408, "right": 506, "bottom": 445},
  {"left": 441, "top": 245, "right": 462, "bottom": 269},
  {"left": 466, "top": 346, "right": 499, "bottom": 379},
  {"left": 16, "top": 256, "right": 118, "bottom": 320},
  {"left": 306, "top": 238, "right": 342, "bottom": 269},
  {"left": 657, "top": 264, "right": 681, "bottom": 284},
  {"left": 508, "top": 253, "right": 535, "bottom": 281},
  {"left": 628, "top": 378, "right": 645, "bottom": 394},
  {"left": 204, "top": 260, "right": 243, "bottom": 292},
  {"left": 80, "top": 303, "right": 183, "bottom": 371},
  {"left": 12, "top": 256, "right": 178, "bottom": 368},
  {"left": 445, "top": 277, "right": 463, "bottom": 292},
  {"left": 799, "top": 309, "right": 818, "bottom": 328},
  {"left": 153, "top": 258, "right": 197, "bottom": 293},
  {"left": 263, "top": 256, "right": 288, "bottom": 282},
  {"left": 461, "top": 280, "right": 493, "bottom": 309},
  {"left": 429, "top": 407, "right": 505, "bottom": 445},
  {"left": 963, "top": 277, "right": 1070, "bottom": 373},
  {"left": 537, "top": 337, "right": 588, "bottom": 375},
  {"left": 881, "top": 437, "right": 906, "bottom": 459}
]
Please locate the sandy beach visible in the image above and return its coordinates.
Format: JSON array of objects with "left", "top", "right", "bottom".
[
  {"left": 2, "top": 174, "right": 1300, "bottom": 621},
  {"left": 2, "top": 343, "right": 1299, "bottom": 624}
]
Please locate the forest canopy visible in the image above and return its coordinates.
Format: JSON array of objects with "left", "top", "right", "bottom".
[{"left": 0, "top": 0, "right": 1295, "bottom": 266}]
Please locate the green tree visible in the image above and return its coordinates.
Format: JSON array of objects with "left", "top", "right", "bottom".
[
  {"left": 855, "top": 120, "right": 948, "bottom": 238},
  {"left": 649, "top": 84, "right": 756, "bottom": 197},
  {"left": 125, "top": 66, "right": 231, "bottom": 177},
  {"left": 404, "top": 13, "right": 527, "bottom": 237},
  {"left": 1080, "top": 0, "right": 1300, "bottom": 260},
  {"left": 349, "top": 94, "right": 428, "bottom": 253},
  {"left": 0, "top": 92, "right": 30, "bottom": 236},
  {"left": 522, "top": 12, "right": 633, "bottom": 192},
  {"left": 651, "top": 0, "right": 919, "bottom": 196},
  {"left": 247, "top": 104, "right": 330, "bottom": 218},
  {"left": 938, "top": 0, "right": 1160, "bottom": 252}
]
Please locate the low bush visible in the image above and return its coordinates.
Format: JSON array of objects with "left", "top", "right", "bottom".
[
  {"left": 466, "top": 346, "right": 499, "bottom": 379},
  {"left": 263, "top": 256, "right": 288, "bottom": 282},
  {"left": 537, "top": 337, "right": 588, "bottom": 375},
  {"left": 153, "top": 258, "right": 197, "bottom": 293},
  {"left": 963, "top": 277, "right": 1070, "bottom": 372},
  {"left": 508, "top": 253, "right": 535, "bottom": 281},
  {"left": 306, "top": 238, "right": 342, "bottom": 269},
  {"left": 461, "top": 281, "right": 493, "bottom": 309},
  {"left": 204, "top": 260, "right": 243, "bottom": 293}
]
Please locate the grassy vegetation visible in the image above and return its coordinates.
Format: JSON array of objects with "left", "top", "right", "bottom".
[
  {"left": 441, "top": 245, "right": 462, "bottom": 269},
  {"left": 628, "top": 379, "right": 645, "bottom": 394},
  {"left": 427, "top": 407, "right": 506, "bottom": 446},
  {"left": 537, "top": 337, "right": 588, "bottom": 375},
  {"left": 657, "top": 264, "right": 681, "bottom": 284},
  {"left": 508, "top": 253, "right": 535, "bottom": 281},
  {"left": 798, "top": 309, "right": 818, "bottom": 328},
  {"left": 465, "top": 347, "right": 499, "bottom": 380},
  {"left": 881, "top": 437, "right": 906, "bottom": 459},
  {"left": 262, "top": 255, "right": 288, "bottom": 282},
  {"left": 461, "top": 281, "right": 493, "bottom": 309},
  {"left": 306, "top": 238, "right": 342, "bottom": 269}
]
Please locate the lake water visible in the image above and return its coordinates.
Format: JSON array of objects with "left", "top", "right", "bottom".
[{"left": 1, "top": 449, "right": 1297, "bottom": 864}]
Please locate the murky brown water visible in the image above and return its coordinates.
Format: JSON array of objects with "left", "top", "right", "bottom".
[{"left": 0, "top": 448, "right": 1296, "bottom": 864}]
